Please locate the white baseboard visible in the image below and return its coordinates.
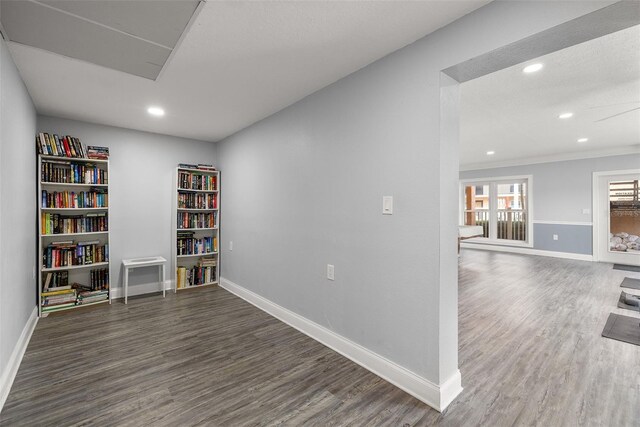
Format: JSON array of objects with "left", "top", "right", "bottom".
[
  {"left": 110, "top": 280, "right": 174, "bottom": 299},
  {"left": 461, "top": 243, "right": 593, "bottom": 261},
  {"left": 0, "top": 306, "right": 38, "bottom": 414},
  {"left": 220, "top": 277, "right": 462, "bottom": 412}
]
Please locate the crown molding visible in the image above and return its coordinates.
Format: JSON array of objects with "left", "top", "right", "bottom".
[{"left": 460, "top": 146, "right": 640, "bottom": 172}]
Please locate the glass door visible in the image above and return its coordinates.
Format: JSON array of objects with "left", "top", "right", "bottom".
[
  {"left": 596, "top": 172, "right": 640, "bottom": 265},
  {"left": 608, "top": 179, "right": 640, "bottom": 255}
]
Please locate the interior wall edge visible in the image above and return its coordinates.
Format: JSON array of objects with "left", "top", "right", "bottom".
[{"left": 219, "top": 277, "right": 461, "bottom": 413}]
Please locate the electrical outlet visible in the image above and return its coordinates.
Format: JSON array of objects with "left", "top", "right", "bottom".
[
  {"left": 327, "top": 264, "right": 335, "bottom": 281},
  {"left": 229, "top": 241, "right": 233, "bottom": 251},
  {"left": 553, "top": 234, "right": 559, "bottom": 241},
  {"left": 582, "top": 208, "right": 591, "bottom": 214}
]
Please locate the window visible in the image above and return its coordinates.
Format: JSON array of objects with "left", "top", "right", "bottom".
[{"left": 461, "top": 176, "right": 532, "bottom": 245}]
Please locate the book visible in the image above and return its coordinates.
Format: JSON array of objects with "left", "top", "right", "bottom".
[
  {"left": 46, "top": 285, "right": 72, "bottom": 292},
  {"left": 86, "top": 146, "right": 109, "bottom": 160},
  {"left": 36, "top": 133, "right": 88, "bottom": 158},
  {"left": 41, "top": 289, "right": 76, "bottom": 297},
  {"left": 42, "top": 302, "right": 76, "bottom": 312}
]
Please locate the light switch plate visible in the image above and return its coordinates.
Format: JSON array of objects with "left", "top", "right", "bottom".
[
  {"left": 383, "top": 196, "right": 393, "bottom": 215},
  {"left": 327, "top": 264, "right": 335, "bottom": 281}
]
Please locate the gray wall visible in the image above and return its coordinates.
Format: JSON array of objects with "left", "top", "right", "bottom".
[
  {"left": 216, "top": 0, "right": 615, "bottom": 385},
  {"left": 0, "top": 40, "right": 37, "bottom": 382},
  {"left": 37, "top": 116, "right": 217, "bottom": 294},
  {"left": 460, "top": 154, "right": 640, "bottom": 254}
]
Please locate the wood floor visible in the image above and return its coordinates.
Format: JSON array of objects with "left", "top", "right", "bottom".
[{"left": 1, "top": 250, "right": 639, "bottom": 426}]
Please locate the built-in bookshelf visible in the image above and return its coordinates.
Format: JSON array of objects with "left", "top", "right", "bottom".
[
  {"left": 37, "top": 133, "right": 111, "bottom": 316},
  {"left": 173, "top": 164, "right": 219, "bottom": 290}
]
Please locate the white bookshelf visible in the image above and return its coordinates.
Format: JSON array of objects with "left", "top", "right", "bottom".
[
  {"left": 38, "top": 154, "right": 111, "bottom": 316},
  {"left": 172, "top": 166, "right": 220, "bottom": 291}
]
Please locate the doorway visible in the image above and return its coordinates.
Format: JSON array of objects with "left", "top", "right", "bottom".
[{"left": 593, "top": 170, "right": 640, "bottom": 265}]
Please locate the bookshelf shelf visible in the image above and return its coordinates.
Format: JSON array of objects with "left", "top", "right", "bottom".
[
  {"left": 42, "top": 298, "right": 110, "bottom": 314},
  {"left": 40, "top": 154, "right": 109, "bottom": 164},
  {"left": 41, "top": 182, "right": 108, "bottom": 187},
  {"left": 176, "top": 281, "right": 218, "bottom": 290},
  {"left": 173, "top": 165, "right": 220, "bottom": 291},
  {"left": 177, "top": 252, "right": 218, "bottom": 258},
  {"left": 42, "top": 207, "right": 108, "bottom": 211},
  {"left": 41, "top": 231, "right": 109, "bottom": 238},
  {"left": 41, "top": 261, "right": 110, "bottom": 272},
  {"left": 177, "top": 189, "right": 219, "bottom": 194},
  {"left": 177, "top": 227, "right": 218, "bottom": 231},
  {"left": 37, "top": 136, "right": 111, "bottom": 317}
]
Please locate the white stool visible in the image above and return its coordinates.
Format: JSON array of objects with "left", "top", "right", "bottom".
[{"left": 121, "top": 256, "right": 167, "bottom": 304}]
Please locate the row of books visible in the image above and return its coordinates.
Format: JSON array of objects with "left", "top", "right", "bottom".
[
  {"left": 43, "top": 271, "right": 69, "bottom": 289},
  {"left": 89, "top": 268, "right": 110, "bottom": 290},
  {"left": 41, "top": 287, "right": 108, "bottom": 312},
  {"left": 41, "top": 288, "right": 78, "bottom": 311},
  {"left": 176, "top": 258, "right": 217, "bottom": 288},
  {"left": 41, "top": 212, "right": 107, "bottom": 235},
  {"left": 178, "top": 171, "right": 217, "bottom": 191},
  {"left": 177, "top": 212, "right": 217, "bottom": 229},
  {"left": 43, "top": 241, "right": 109, "bottom": 269},
  {"left": 41, "top": 189, "right": 108, "bottom": 209},
  {"left": 178, "top": 163, "right": 216, "bottom": 171},
  {"left": 77, "top": 290, "right": 109, "bottom": 305},
  {"left": 36, "top": 133, "right": 87, "bottom": 158},
  {"left": 178, "top": 192, "right": 217, "bottom": 210},
  {"left": 41, "top": 160, "right": 108, "bottom": 185},
  {"left": 177, "top": 233, "right": 217, "bottom": 256}
]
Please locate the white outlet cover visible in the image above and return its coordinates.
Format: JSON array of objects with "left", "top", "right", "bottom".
[
  {"left": 553, "top": 234, "right": 559, "bottom": 240},
  {"left": 229, "top": 241, "right": 233, "bottom": 251},
  {"left": 582, "top": 208, "right": 591, "bottom": 214}
]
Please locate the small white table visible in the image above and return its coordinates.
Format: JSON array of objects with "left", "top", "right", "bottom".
[
  {"left": 121, "top": 256, "right": 167, "bottom": 304},
  {"left": 458, "top": 225, "right": 484, "bottom": 254}
]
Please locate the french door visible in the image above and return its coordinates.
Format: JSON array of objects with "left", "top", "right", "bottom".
[{"left": 461, "top": 176, "right": 532, "bottom": 246}]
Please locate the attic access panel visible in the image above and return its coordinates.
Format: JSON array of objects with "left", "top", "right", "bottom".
[{"left": 0, "top": 0, "right": 200, "bottom": 80}]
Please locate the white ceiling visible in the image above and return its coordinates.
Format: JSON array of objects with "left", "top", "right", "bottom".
[
  {"left": 5, "top": 0, "right": 489, "bottom": 142},
  {"left": 460, "top": 24, "right": 640, "bottom": 170}
]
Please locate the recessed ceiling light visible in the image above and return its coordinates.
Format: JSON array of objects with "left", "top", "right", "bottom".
[
  {"left": 486, "top": 151, "right": 495, "bottom": 155},
  {"left": 523, "top": 63, "right": 543, "bottom": 73},
  {"left": 147, "top": 106, "right": 165, "bottom": 117},
  {"left": 577, "top": 138, "right": 588, "bottom": 143},
  {"left": 558, "top": 112, "right": 573, "bottom": 119}
]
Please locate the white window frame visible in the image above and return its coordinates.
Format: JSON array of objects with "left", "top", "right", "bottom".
[{"left": 459, "top": 175, "right": 534, "bottom": 248}]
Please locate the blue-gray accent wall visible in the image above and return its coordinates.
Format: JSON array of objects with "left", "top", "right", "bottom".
[{"left": 533, "top": 223, "right": 592, "bottom": 255}]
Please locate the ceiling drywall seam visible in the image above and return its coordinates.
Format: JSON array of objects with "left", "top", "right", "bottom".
[{"left": 155, "top": 0, "right": 206, "bottom": 82}]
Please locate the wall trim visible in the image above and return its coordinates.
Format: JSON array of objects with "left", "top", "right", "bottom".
[
  {"left": 0, "top": 306, "right": 38, "bottom": 414},
  {"left": 110, "top": 280, "right": 174, "bottom": 299},
  {"left": 460, "top": 146, "right": 640, "bottom": 172},
  {"left": 533, "top": 220, "right": 593, "bottom": 226},
  {"left": 461, "top": 242, "right": 593, "bottom": 261},
  {"left": 220, "top": 277, "right": 462, "bottom": 412}
]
